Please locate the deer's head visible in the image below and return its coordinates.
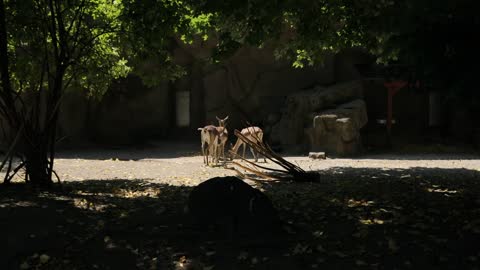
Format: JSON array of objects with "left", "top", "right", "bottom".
[{"left": 216, "top": 116, "right": 229, "bottom": 127}]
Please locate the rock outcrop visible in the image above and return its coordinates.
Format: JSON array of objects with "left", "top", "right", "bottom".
[
  {"left": 305, "top": 99, "right": 368, "bottom": 156},
  {"left": 269, "top": 80, "right": 368, "bottom": 156}
]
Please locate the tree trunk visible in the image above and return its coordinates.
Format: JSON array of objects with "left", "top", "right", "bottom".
[{"left": 24, "top": 143, "right": 51, "bottom": 185}]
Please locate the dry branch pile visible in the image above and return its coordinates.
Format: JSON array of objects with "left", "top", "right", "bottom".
[{"left": 229, "top": 129, "right": 320, "bottom": 182}]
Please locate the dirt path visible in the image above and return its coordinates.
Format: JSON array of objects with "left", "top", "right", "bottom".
[
  {"left": 7, "top": 140, "right": 468, "bottom": 185},
  {"left": 48, "top": 144, "right": 480, "bottom": 185}
]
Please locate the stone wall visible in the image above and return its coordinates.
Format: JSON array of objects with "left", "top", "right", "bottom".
[
  {"left": 202, "top": 47, "right": 336, "bottom": 130},
  {"left": 305, "top": 99, "right": 368, "bottom": 156},
  {"left": 269, "top": 80, "right": 368, "bottom": 155},
  {"left": 56, "top": 75, "right": 171, "bottom": 146}
]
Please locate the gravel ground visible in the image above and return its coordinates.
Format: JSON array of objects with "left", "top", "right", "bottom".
[{"left": 20, "top": 141, "right": 478, "bottom": 185}]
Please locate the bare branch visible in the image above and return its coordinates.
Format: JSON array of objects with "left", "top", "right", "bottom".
[
  {"left": 229, "top": 149, "right": 289, "bottom": 174},
  {"left": 231, "top": 161, "right": 278, "bottom": 180},
  {"left": 0, "top": 123, "right": 24, "bottom": 173},
  {"left": 51, "top": 168, "right": 61, "bottom": 183},
  {"left": 232, "top": 129, "right": 319, "bottom": 182},
  {"left": 5, "top": 161, "right": 25, "bottom": 184}
]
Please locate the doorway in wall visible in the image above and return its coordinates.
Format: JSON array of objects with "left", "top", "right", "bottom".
[{"left": 175, "top": 90, "right": 190, "bottom": 128}]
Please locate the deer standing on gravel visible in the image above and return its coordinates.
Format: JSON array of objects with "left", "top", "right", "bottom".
[
  {"left": 231, "top": 126, "right": 266, "bottom": 162},
  {"left": 197, "top": 125, "right": 219, "bottom": 165},
  {"left": 215, "top": 116, "right": 229, "bottom": 162}
]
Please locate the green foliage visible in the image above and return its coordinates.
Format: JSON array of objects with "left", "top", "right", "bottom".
[
  {"left": 0, "top": 0, "right": 138, "bottom": 184},
  {"left": 182, "top": 0, "right": 478, "bottom": 99},
  {"left": 5, "top": 0, "right": 132, "bottom": 98},
  {"left": 367, "top": 0, "right": 479, "bottom": 100},
  {"left": 180, "top": 0, "right": 388, "bottom": 65},
  {"left": 119, "top": 0, "right": 192, "bottom": 86},
  {"left": 5, "top": 0, "right": 479, "bottom": 97}
]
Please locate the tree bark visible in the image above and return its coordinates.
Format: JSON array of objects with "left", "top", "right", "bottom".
[{"left": 0, "top": 0, "right": 17, "bottom": 127}]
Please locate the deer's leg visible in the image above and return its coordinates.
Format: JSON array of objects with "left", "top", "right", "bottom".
[
  {"left": 219, "top": 143, "right": 223, "bottom": 162},
  {"left": 242, "top": 143, "right": 246, "bottom": 161},
  {"left": 213, "top": 142, "right": 218, "bottom": 165},
  {"left": 213, "top": 144, "right": 218, "bottom": 164},
  {"left": 222, "top": 143, "right": 226, "bottom": 162},
  {"left": 249, "top": 147, "right": 258, "bottom": 162},
  {"left": 216, "top": 144, "right": 220, "bottom": 164},
  {"left": 258, "top": 134, "right": 266, "bottom": 162},
  {"left": 206, "top": 143, "right": 209, "bottom": 165}
]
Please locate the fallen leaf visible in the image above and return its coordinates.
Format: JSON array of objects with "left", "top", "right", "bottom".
[
  {"left": 356, "top": 260, "right": 367, "bottom": 266},
  {"left": 316, "top": 245, "right": 325, "bottom": 252},
  {"left": 333, "top": 251, "right": 347, "bottom": 258},
  {"left": 19, "top": 262, "right": 30, "bottom": 270},
  {"left": 237, "top": 251, "right": 248, "bottom": 261},
  {"left": 206, "top": 251, "right": 216, "bottom": 256},
  {"left": 292, "top": 243, "right": 310, "bottom": 255},
  {"left": 39, "top": 254, "right": 50, "bottom": 264},
  {"left": 373, "top": 218, "right": 384, "bottom": 225}
]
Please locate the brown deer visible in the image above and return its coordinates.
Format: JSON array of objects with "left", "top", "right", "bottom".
[
  {"left": 215, "top": 116, "right": 229, "bottom": 162},
  {"left": 197, "top": 125, "right": 219, "bottom": 165},
  {"left": 231, "top": 126, "right": 266, "bottom": 162}
]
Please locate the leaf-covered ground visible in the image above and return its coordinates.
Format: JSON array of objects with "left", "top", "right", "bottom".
[{"left": 1, "top": 149, "right": 480, "bottom": 270}]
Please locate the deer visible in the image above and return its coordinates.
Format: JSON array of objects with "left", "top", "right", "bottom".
[
  {"left": 197, "top": 125, "right": 219, "bottom": 165},
  {"left": 230, "top": 126, "right": 266, "bottom": 162},
  {"left": 215, "top": 116, "right": 229, "bottom": 162}
]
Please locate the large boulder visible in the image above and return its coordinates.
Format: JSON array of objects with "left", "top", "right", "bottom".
[
  {"left": 186, "top": 176, "right": 282, "bottom": 236},
  {"left": 305, "top": 99, "right": 368, "bottom": 156},
  {"left": 270, "top": 80, "right": 367, "bottom": 155}
]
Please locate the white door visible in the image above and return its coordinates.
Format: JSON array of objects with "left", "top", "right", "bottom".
[{"left": 175, "top": 91, "right": 190, "bottom": 127}]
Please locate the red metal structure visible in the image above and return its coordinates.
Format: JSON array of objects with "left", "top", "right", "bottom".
[{"left": 383, "top": 80, "right": 421, "bottom": 145}]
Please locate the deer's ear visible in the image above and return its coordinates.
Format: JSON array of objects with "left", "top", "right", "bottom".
[
  {"left": 224, "top": 116, "right": 229, "bottom": 121},
  {"left": 216, "top": 116, "right": 221, "bottom": 121}
]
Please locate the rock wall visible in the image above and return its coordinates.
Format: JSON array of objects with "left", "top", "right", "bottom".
[
  {"left": 56, "top": 75, "right": 171, "bottom": 146},
  {"left": 305, "top": 99, "right": 368, "bottom": 156},
  {"left": 269, "top": 80, "right": 367, "bottom": 155},
  {"left": 202, "top": 47, "right": 336, "bottom": 129}
]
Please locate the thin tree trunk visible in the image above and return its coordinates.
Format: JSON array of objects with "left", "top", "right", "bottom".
[
  {"left": 0, "top": 0, "right": 18, "bottom": 128},
  {"left": 47, "top": 68, "right": 64, "bottom": 182}
]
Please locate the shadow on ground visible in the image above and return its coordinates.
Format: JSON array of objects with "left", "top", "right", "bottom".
[
  {"left": 55, "top": 140, "right": 201, "bottom": 160},
  {"left": 1, "top": 166, "right": 479, "bottom": 269}
]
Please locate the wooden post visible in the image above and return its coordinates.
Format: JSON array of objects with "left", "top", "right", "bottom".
[{"left": 384, "top": 81, "right": 407, "bottom": 146}]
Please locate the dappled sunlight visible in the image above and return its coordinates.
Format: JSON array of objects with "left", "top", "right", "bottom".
[
  {"left": 0, "top": 200, "right": 38, "bottom": 208},
  {"left": 358, "top": 218, "right": 386, "bottom": 225},
  {"left": 346, "top": 199, "right": 375, "bottom": 208},
  {"left": 425, "top": 186, "right": 460, "bottom": 195},
  {"left": 111, "top": 187, "right": 160, "bottom": 198},
  {"left": 72, "top": 197, "right": 112, "bottom": 212},
  {"left": 73, "top": 187, "right": 161, "bottom": 199}
]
